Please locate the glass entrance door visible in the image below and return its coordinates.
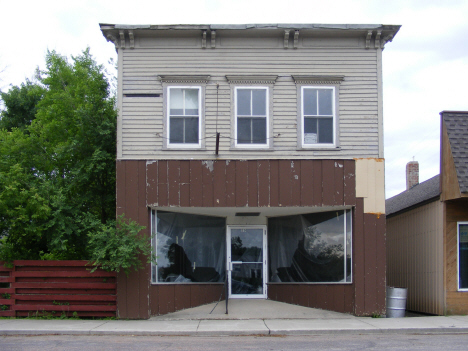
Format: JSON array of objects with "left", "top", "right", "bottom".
[{"left": 227, "top": 226, "right": 267, "bottom": 298}]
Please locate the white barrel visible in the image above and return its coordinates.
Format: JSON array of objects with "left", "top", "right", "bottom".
[{"left": 386, "top": 287, "right": 407, "bottom": 318}]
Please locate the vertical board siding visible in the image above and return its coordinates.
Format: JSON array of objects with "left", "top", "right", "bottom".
[
  {"left": 146, "top": 159, "right": 356, "bottom": 208},
  {"left": 353, "top": 198, "right": 366, "bottom": 315},
  {"left": 116, "top": 160, "right": 150, "bottom": 319},
  {"left": 149, "top": 284, "right": 224, "bottom": 315},
  {"left": 386, "top": 200, "right": 444, "bottom": 315},
  {"left": 0, "top": 261, "right": 116, "bottom": 318},
  {"left": 117, "top": 159, "right": 384, "bottom": 317},
  {"left": 268, "top": 284, "right": 354, "bottom": 314},
  {"left": 119, "top": 46, "right": 379, "bottom": 160}
]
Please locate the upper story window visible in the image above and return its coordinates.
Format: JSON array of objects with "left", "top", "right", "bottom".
[
  {"left": 293, "top": 75, "right": 343, "bottom": 149},
  {"left": 226, "top": 75, "right": 277, "bottom": 149},
  {"left": 160, "top": 75, "right": 210, "bottom": 150},
  {"left": 235, "top": 87, "right": 268, "bottom": 146},
  {"left": 167, "top": 86, "right": 201, "bottom": 147},
  {"left": 302, "top": 86, "right": 335, "bottom": 147}
]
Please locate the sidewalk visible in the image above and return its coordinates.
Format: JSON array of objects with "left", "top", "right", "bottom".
[{"left": 1, "top": 299, "right": 468, "bottom": 336}]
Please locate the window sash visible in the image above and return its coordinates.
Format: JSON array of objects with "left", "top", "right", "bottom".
[
  {"left": 167, "top": 87, "right": 201, "bottom": 147},
  {"left": 301, "top": 86, "right": 335, "bottom": 147},
  {"left": 235, "top": 87, "right": 268, "bottom": 146}
]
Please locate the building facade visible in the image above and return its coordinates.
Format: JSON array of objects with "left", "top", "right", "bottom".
[
  {"left": 387, "top": 111, "right": 468, "bottom": 315},
  {"left": 100, "top": 23, "right": 400, "bottom": 319}
]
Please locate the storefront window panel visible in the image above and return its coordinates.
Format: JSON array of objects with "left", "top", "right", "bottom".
[
  {"left": 151, "top": 211, "right": 226, "bottom": 283},
  {"left": 269, "top": 210, "right": 352, "bottom": 283}
]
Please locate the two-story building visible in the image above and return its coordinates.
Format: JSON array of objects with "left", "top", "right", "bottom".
[{"left": 100, "top": 23, "right": 400, "bottom": 319}]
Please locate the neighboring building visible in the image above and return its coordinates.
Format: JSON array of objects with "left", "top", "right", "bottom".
[
  {"left": 387, "top": 111, "right": 468, "bottom": 315},
  {"left": 100, "top": 23, "right": 400, "bottom": 319}
]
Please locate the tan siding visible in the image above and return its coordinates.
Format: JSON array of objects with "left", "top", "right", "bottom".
[
  {"left": 119, "top": 44, "right": 379, "bottom": 160},
  {"left": 387, "top": 200, "right": 444, "bottom": 315}
]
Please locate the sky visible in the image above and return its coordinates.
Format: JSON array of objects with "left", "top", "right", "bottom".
[{"left": 1, "top": 0, "right": 467, "bottom": 198}]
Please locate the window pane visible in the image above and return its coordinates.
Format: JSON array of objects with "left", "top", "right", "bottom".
[
  {"left": 184, "top": 117, "right": 199, "bottom": 143},
  {"left": 237, "top": 89, "right": 251, "bottom": 116},
  {"left": 155, "top": 211, "right": 226, "bottom": 283},
  {"left": 184, "top": 89, "right": 199, "bottom": 115},
  {"left": 169, "top": 118, "right": 184, "bottom": 143},
  {"left": 304, "top": 117, "right": 318, "bottom": 134},
  {"left": 303, "top": 89, "right": 317, "bottom": 116},
  {"left": 459, "top": 224, "right": 468, "bottom": 289},
  {"left": 237, "top": 118, "right": 251, "bottom": 144},
  {"left": 170, "top": 88, "right": 184, "bottom": 115},
  {"left": 268, "top": 211, "right": 348, "bottom": 283},
  {"left": 231, "top": 229, "right": 263, "bottom": 262},
  {"left": 231, "top": 263, "right": 263, "bottom": 295},
  {"left": 251, "top": 117, "right": 266, "bottom": 144},
  {"left": 252, "top": 89, "right": 266, "bottom": 116},
  {"left": 318, "top": 118, "right": 333, "bottom": 143},
  {"left": 304, "top": 118, "right": 317, "bottom": 144},
  {"left": 318, "top": 89, "right": 333, "bottom": 115}
]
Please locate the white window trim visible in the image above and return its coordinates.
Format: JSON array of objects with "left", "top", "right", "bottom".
[
  {"left": 300, "top": 85, "right": 337, "bottom": 148},
  {"left": 166, "top": 85, "right": 203, "bottom": 149},
  {"left": 458, "top": 221, "right": 468, "bottom": 291},
  {"left": 234, "top": 86, "right": 270, "bottom": 149}
]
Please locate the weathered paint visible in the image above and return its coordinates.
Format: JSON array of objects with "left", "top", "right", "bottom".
[
  {"left": 146, "top": 159, "right": 356, "bottom": 208},
  {"left": 117, "top": 159, "right": 386, "bottom": 317}
]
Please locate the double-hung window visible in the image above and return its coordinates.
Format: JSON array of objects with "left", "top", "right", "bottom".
[
  {"left": 167, "top": 86, "right": 201, "bottom": 147},
  {"left": 235, "top": 87, "right": 268, "bottom": 147},
  {"left": 301, "top": 86, "right": 335, "bottom": 147}
]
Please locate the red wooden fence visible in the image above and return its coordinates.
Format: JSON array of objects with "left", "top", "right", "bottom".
[{"left": 0, "top": 260, "right": 116, "bottom": 318}]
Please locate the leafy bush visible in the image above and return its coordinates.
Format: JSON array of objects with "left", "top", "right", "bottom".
[{"left": 87, "top": 214, "right": 155, "bottom": 275}]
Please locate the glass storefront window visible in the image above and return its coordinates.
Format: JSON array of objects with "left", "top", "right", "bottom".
[
  {"left": 268, "top": 210, "right": 352, "bottom": 283},
  {"left": 151, "top": 210, "right": 226, "bottom": 283}
]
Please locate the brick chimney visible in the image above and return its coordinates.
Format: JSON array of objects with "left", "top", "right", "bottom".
[{"left": 406, "top": 161, "right": 419, "bottom": 190}]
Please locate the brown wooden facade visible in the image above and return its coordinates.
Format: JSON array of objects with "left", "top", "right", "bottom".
[
  {"left": 116, "top": 159, "right": 386, "bottom": 318},
  {"left": 441, "top": 112, "right": 468, "bottom": 314},
  {"left": 445, "top": 199, "right": 468, "bottom": 314}
]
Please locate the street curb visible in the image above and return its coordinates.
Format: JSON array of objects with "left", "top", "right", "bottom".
[{"left": 2, "top": 327, "right": 468, "bottom": 337}]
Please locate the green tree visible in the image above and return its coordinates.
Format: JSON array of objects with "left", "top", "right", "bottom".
[
  {"left": 88, "top": 215, "right": 155, "bottom": 275},
  {"left": 0, "top": 49, "right": 117, "bottom": 261},
  {"left": 0, "top": 80, "right": 45, "bottom": 131}
]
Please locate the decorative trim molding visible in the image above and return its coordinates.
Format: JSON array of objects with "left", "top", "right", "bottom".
[
  {"left": 106, "top": 34, "right": 119, "bottom": 49},
  {"left": 119, "top": 30, "right": 126, "bottom": 49},
  {"left": 292, "top": 75, "right": 345, "bottom": 85},
  {"left": 365, "top": 30, "right": 372, "bottom": 49},
  {"left": 381, "top": 34, "right": 395, "bottom": 49},
  {"left": 374, "top": 30, "right": 381, "bottom": 49},
  {"left": 294, "top": 30, "right": 300, "bottom": 49},
  {"left": 225, "top": 75, "right": 278, "bottom": 85},
  {"left": 211, "top": 30, "right": 216, "bottom": 48},
  {"left": 128, "top": 30, "right": 134, "bottom": 49},
  {"left": 284, "top": 30, "right": 290, "bottom": 49},
  {"left": 159, "top": 75, "right": 211, "bottom": 83},
  {"left": 202, "top": 30, "right": 207, "bottom": 49}
]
